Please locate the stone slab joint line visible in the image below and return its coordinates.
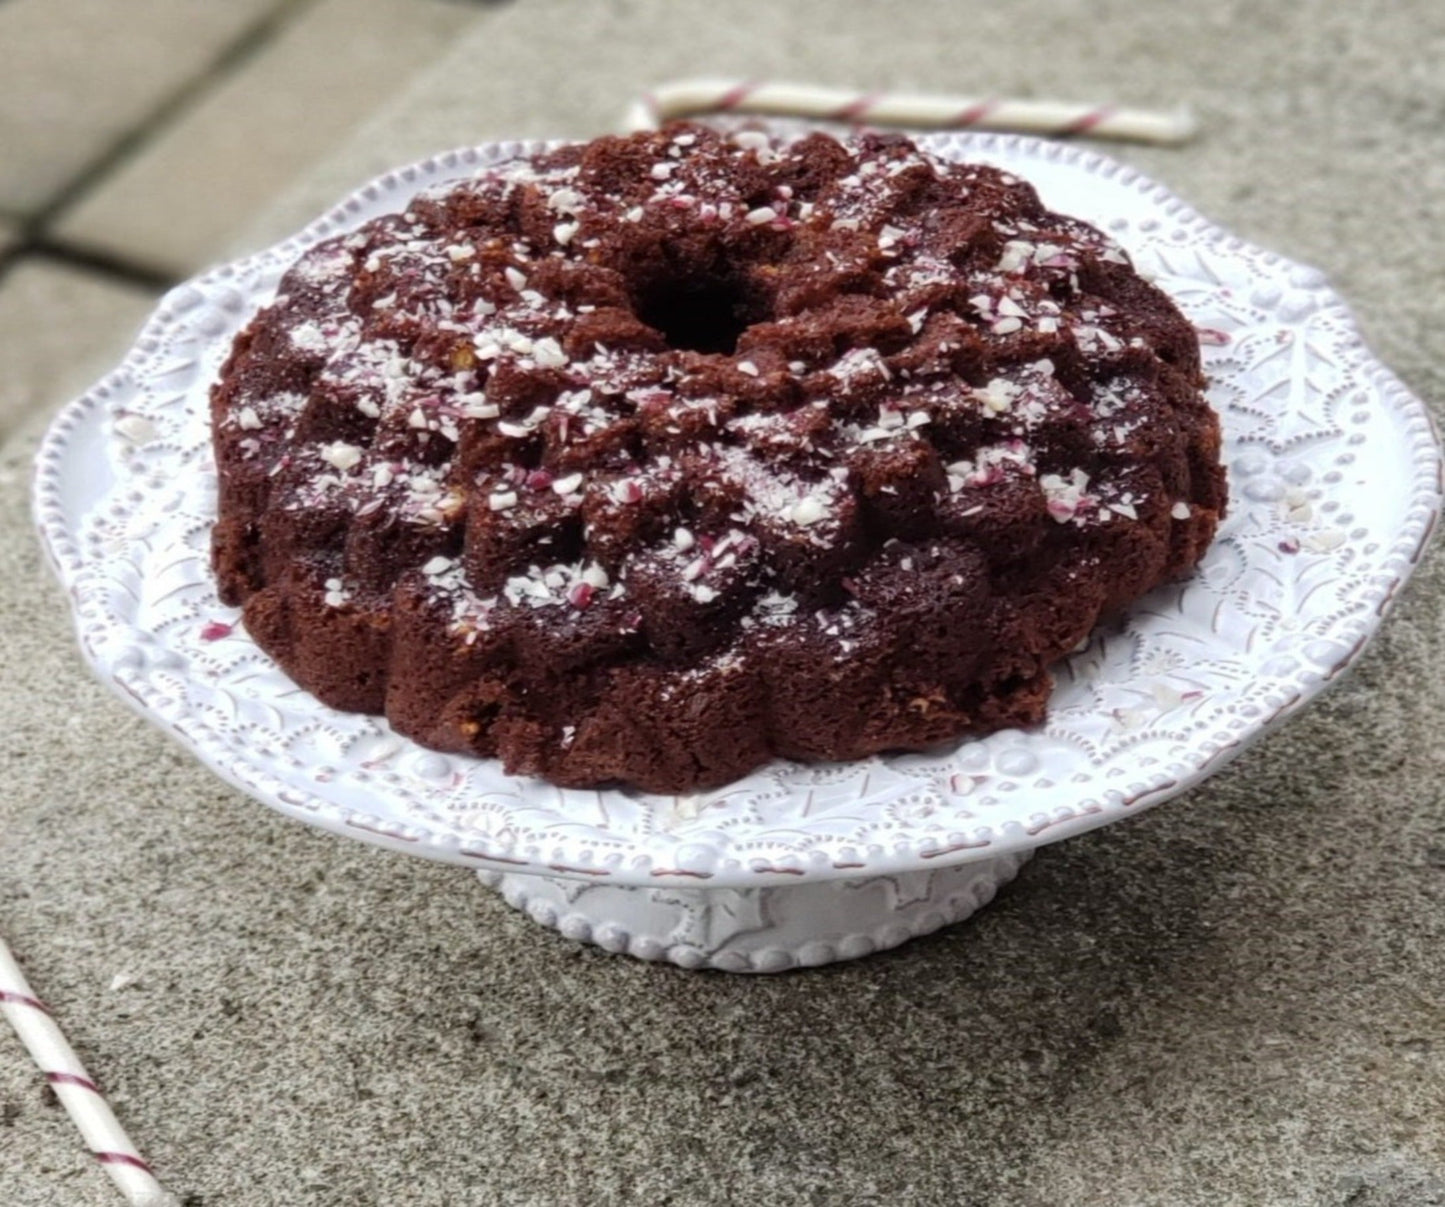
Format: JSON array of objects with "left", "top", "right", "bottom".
[
  {"left": 24, "top": 0, "right": 321, "bottom": 234},
  {"left": 0, "top": 935, "right": 180, "bottom": 1207},
  {"left": 623, "top": 77, "right": 1197, "bottom": 144}
]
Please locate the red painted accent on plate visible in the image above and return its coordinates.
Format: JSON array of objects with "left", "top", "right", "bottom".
[
  {"left": 546, "top": 864, "right": 610, "bottom": 877},
  {"left": 1324, "top": 633, "right": 1371, "bottom": 680},
  {"left": 1414, "top": 506, "right": 1439, "bottom": 565},
  {"left": 199, "top": 620, "right": 233, "bottom": 641},
  {"left": 457, "top": 850, "right": 530, "bottom": 866},
  {"left": 918, "top": 840, "right": 991, "bottom": 859},
  {"left": 344, "top": 819, "right": 418, "bottom": 842}
]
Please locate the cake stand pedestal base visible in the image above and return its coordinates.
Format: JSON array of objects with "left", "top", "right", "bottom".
[{"left": 477, "top": 850, "right": 1031, "bottom": 972}]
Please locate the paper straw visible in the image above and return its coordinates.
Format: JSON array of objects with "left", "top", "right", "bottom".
[
  {"left": 623, "top": 78, "right": 1196, "bottom": 145},
  {"left": 0, "top": 936, "right": 179, "bottom": 1207}
]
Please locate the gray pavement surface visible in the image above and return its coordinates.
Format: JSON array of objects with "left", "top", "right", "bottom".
[{"left": 3, "top": 2, "right": 1444, "bottom": 1204}]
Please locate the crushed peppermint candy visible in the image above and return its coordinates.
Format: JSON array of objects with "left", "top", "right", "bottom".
[
  {"left": 547, "top": 186, "right": 583, "bottom": 214},
  {"left": 977, "top": 378, "right": 1021, "bottom": 415},
  {"left": 532, "top": 337, "right": 567, "bottom": 368},
  {"left": 1040, "top": 469, "right": 1093, "bottom": 523},
  {"left": 459, "top": 394, "right": 500, "bottom": 419},
  {"left": 288, "top": 320, "right": 331, "bottom": 354},
  {"left": 486, "top": 561, "right": 623, "bottom": 612},
  {"left": 946, "top": 442, "right": 1034, "bottom": 492},
  {"left": 790, "top": 495, "right": 830, "bottom": 527},
  {"left": 320, "top": 441, "right": 362, "bottom": 471},
  {"left": 552, "top": 472, "right": 584, "bottom": 496}
]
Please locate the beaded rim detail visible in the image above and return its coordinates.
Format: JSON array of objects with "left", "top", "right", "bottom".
[{"left": 33, "top": 131, "right": 1442, "bottom": 888}]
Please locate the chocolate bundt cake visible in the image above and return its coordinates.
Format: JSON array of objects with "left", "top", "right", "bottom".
[{"left": 210, "top": 125, "right": 1226, "bottom": 793}]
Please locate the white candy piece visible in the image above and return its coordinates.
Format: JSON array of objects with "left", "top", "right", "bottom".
[{"left": 790, "top": 495, "right": 829, "bottom": 527}]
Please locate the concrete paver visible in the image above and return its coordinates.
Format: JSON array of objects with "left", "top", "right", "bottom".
[
  {"left": 0, "top": 0, "right": 293, "bottom": 217},
  {"left": 0, "top": 258, "right": 156, "bottom": 439},
  {"left": 51, "top": 0, "right": 482, "bottom": 277}
]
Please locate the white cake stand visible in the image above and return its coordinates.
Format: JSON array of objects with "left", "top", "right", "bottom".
[{"left": 33, "top": 133, "right": 1441, "bottom": 971}]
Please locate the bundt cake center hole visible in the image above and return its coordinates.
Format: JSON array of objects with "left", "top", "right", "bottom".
[{"left": 634, "top": 275, "right": 753, "bottom": 355}]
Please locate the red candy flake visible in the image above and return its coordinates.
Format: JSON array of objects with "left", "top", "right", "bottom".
[
  {"left": 568, "top": 582, "right": 595, "bottom": 610},
  {"left": 200, "top": 621, "right": 233, "bottom": 641},
  {"left": 526, "top": 469, "right": 554, "bottom": 491}
]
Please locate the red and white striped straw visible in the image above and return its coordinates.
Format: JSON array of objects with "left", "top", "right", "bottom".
[
  {"left": 0, "top": 937, "right": 179, "bottom": 1207},
  {"left": 623, "top": 78, "right": 1196, "bottom": 145}
]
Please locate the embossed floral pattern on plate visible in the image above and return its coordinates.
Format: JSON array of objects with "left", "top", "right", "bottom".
[{"left": 34, "top": 133, "right": 1441, "bottom": 888}]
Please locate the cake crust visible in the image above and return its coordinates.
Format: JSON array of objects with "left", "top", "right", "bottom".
[{"left": 210, "top": 125, "right": 1226, "bottom": 792}]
